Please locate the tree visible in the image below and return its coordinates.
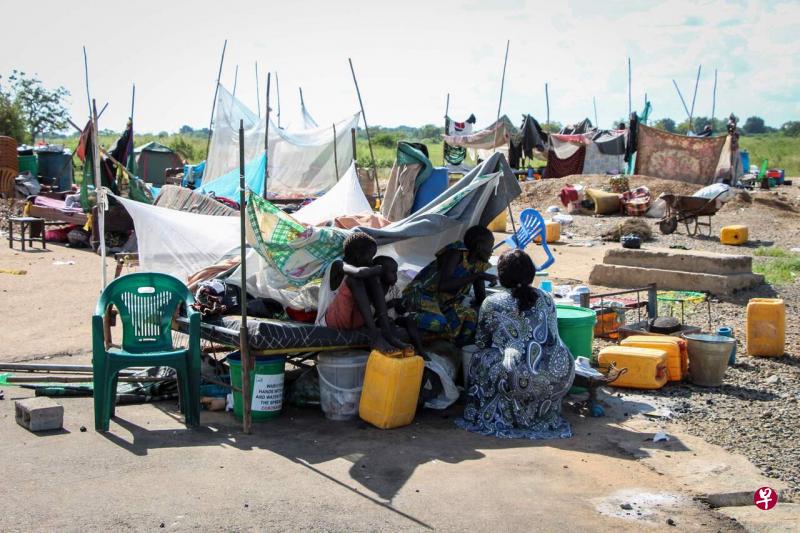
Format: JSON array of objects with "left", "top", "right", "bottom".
[
  {"left": 541, "top": 121, "right": 562, "bottom": 133},
  {"left": 179, "top": 124, "right": 194, "bottom": 135},
  {"left": 4, "top": 70, "right": 69, "bottom": 144},
  {"left": 0, "top": 81, "right": 26, "bottom": 141},
  {"left": 743, "top": 116, "right": 767, "bottom": 135},
  {"left": 781, "top": 121, "right": 800, "bottom": 136},
  {"left": 653, "top": 118, "right": 676, "bottom": 132}
]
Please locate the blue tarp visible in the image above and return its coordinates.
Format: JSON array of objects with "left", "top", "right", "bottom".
[{"left": 195, "top": 153, "right": 266, "bottom": 199}]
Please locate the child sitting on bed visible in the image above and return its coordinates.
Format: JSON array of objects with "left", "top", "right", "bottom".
[{"left": 324, "top": 233, "right": 408, "bottom": 352}]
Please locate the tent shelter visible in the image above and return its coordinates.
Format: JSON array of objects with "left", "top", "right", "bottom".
[{"left": 134, "top": 142, "right": 183, "bottom": 187}]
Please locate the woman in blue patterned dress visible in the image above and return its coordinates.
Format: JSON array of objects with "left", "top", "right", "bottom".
[{"left": 457, "top": 249, "right": 575, "bottom": 440}]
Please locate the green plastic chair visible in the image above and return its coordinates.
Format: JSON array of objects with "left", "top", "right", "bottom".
[{"left": 92, "top": 272, "right": 201, "bottom": 431}]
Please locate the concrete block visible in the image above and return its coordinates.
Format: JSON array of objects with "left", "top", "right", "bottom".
[
  {"left": 602, "top": 248, "right": 753, "bottom": 276},
  {"left": 15, "top": 397, "right": 64, "bottom": 432},
  {"left": 589, "top": 264, "right": 763, "bottom": 295}
]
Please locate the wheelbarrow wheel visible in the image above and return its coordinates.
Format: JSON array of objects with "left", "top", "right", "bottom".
[{"left": 659, "top": 216, "right": 678, "bottom": 234}]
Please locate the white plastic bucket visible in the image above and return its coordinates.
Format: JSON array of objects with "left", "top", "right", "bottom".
[
  {"left": 316, "top": 350, "right": 369, "bottom": 420},
  {"left": 461, "top": 344, "right": 479, "bottom": 386}
]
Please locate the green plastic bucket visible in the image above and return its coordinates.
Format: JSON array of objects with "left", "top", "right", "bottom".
[
  {"left": 18, "top": 154, "right": 38, "bottom": 176},
  {"left": 228, "top": 352, "right": 285, "bottom": 421},
  {"left": 556, "top": 305, "right": 596, "bottom": 358}
]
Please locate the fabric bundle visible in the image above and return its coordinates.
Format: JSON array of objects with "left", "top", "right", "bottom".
[{"left": 621, "top": 186, "right": 652, "bottom": 216}]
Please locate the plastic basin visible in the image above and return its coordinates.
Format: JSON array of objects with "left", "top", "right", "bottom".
[{"left": 684, "top": 334, "right": 735, "bottom": 387}]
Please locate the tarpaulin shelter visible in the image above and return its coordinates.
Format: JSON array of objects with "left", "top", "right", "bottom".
[
  {"left": 634, "top": 124, "right": 730, "bottom": 185},
  {"left": 134, "top": 142, "right": 183, "bottom": 187},
  {"left": 203, "top": 85, "right": 359, "bottom": 198},
  {"left": 380, "top": 142, "right": 433, "bottom": 222},
  {"left": 444, "top": 115, "right": 516, "bottom": 151}
]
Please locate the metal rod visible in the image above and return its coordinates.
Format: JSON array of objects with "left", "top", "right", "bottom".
[
  {"left": 206, "top": 40, "right": 228, "bottom": 156},
  {"left": 711, "top": 69, "right": 718, "bottom": 130},
  {"left": 3, "top": 375, "right": 170, "bottom": 384},
  {"left": 348, "top": 58, "right": 381, "bottom": 200},
  {"left": 0, "top": 363, "right": 146, "bottom": 374},
  {"left": 593, "top": 96, "right": 598, "bottom": 128},
  {"left": 255, "top": 62, "right": 261, "bottom": 118},
  {"left": 263, "top": 73, "right": 271, "bottom": 198},
  {"left": 672, "top": 79, "right": 691, "bottom": 120},
  {"left": 689, "top": 65, "right": 702, "bottom": 131},
  {"left": 238, "top": 118, "right": 252, "bottom": 434},
  {"left": 332, "top": 123, "right": 339, "bottom": 180},
  {"left": 275, "top": 71, "right": 281, "bottom": 129},
  {"left": 545, "top": 82, "right": 550, "bottom": 129},
  {"left": 231, "top": 64, "right": 239, "bottom": 100},
  {"left": 627, "top": 57, "right": 632, "bottom": 116}
]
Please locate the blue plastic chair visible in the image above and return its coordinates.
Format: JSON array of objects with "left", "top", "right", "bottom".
[
  {"left": 92, "top": 272, "right": 201, "bottom": 431},
  {"left": 493, "top": 208, "right": 555, "bottom": 271}
]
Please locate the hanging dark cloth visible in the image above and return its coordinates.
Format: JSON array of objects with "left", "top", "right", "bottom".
[
  {"left": 545, "top": 145, "right": 586, "bottom": 179},
  {"left": 560, "top": 118, "right": 593, "bottom": 134},
  {"left": 520, "top": 114, "right": 547, "bottom": 156},
  {"left": 624, "top": 113, "right": 639, "bottom": 164},
  {"left": 508, "top": 139, "right": 522, "bottom": 168},
  {"left": 594, "top": 132, "right": 626, "bottom": 155}
]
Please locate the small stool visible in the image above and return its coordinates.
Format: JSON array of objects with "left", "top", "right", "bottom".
[{"left": 8, "top": 216, "right": 46, "bottom": 251}]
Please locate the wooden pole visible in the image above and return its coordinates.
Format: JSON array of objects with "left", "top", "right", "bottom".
[
  {"left": 711, "top": 69, "right": 718, "bottom": 131},
  {"left": 238, "top": 118, "right": 252, "bottom": 434},
  {"left": 206, "top": 39, "right": 228, "bottom": 156},
  {"left": 82, "top": 47, "right": 92, "bottom": 120},
  {"left": 128, "top": 84, "right": 136, "bottom": 171},
  {"left": 545, "top": 82, "right": 550, "bottom": 130},
  {"left": 689, "top": 65, "right": 702, "bottom": 131},
  {"left": 231, "top": 64, "right": 239, "bottom": 100},
  {"left": 593, "top": 96, "right": 598, "bottom": 128},
  {"left": 348, "top": 58, "right": 381, "bottom": 201},
  {"left": 443, "top": 93, "right": 450, "bottom": 166},
  {"left": 263, "top": 73, "right": 271, "bottom": 198},
  {"left": 299, "top": 87, "right": 305, "bottom": 109},
  {"left": 255, "top": 62, "right": 261, "bottom": 118},
  {"left": 492, "top": 40, "right": 518, "bottom": 238},
  {"left": 92, "top": 98, "right": 107, "bottom": 289},
  {"left": 332, "top": 123, "right": 339, "bottom": 180},
  {"left": 627, "top": 57, "right": 632, "bottom": 117},
  {"left": 351, "top": 127, "right": 357, "bottom": 161},
  {"left": 672, "top": 79, "right": 691, "bottom": 121},
  {"left": 275, "top": 71, "right": 281, "bottom": 129}
]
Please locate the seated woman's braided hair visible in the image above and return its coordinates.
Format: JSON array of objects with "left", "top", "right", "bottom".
[{"left": 497, "top": 249, "right": 538, "bottom": 312}]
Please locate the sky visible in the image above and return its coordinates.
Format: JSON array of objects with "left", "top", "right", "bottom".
[{"left": 1, "top": 0, "right": 798, "bottom": 133}]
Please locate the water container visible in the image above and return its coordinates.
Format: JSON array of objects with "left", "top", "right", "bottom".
[
  {"left": 716, "top": 326, "right": 736, "bottom": 366},
  {"left": 556, "top": 305, "right": 596, "bottom": 358},
  {"left": 684, "top": 334, "right": 735, "bottom": 386},
  {"left": 740, "top": 150, "right": 750, "bottom": 172},
  {"left": 36, "top": 151, "right": 73, "bottom": 191},
  {"left": 597, "top": 346, "right": 669, "bottom": 389},
  {"left": 411, "top": 167, "right": 448, "bottom": 213},
  {"left": 17, "top": 154, "right": 38, "bottom": 176},
  {"left": 359, "top": 349, "right": 424, "bottom": 429},
  {"left": 228, "top": 353, "right": 285, "bottom": 421},
  {"left": 621, "top": 335, "right": 685, "bottom": 382},
  {"left": 487, "top": 209, "right": 508, "bottom": 232},
  {"left": 746, "top": 298, "right": 785, "bottom": 356},
  {"left": 720, "top": 225, "right": 748, "bottom": 246},
  {"left": 316, "top": 350, "right": 369, "bottom": 421},
  {"left": 534, "top": 220, "right": 561, "bottom": 244}
]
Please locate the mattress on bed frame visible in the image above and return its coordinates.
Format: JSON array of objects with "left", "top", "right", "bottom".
[{"left": 175, "top": 315, "right": 371, "bottom": 352}]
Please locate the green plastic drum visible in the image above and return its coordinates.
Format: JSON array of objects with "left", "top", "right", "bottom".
[
  {"left": 18, "top": 155, "right": 38, "bottom": 176},
  {"left": 228, "top": 353, "right": 285, "bottom": 421},
  {"left": 556, "top": 304, "right": 596, "bottom": 359}
]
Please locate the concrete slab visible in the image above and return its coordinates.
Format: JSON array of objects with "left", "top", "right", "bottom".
[
  {"left": 589, "top": 264, "right": 764, "bottom": 295},
  {"left": 717, "top": 503, "right": 800, "bottom": 532},
  {"left": 603, "top": 248, "right": 754, "bottom": 276}
]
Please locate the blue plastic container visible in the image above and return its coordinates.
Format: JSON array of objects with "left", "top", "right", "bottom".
[
  {"left": 740, "top": 150, "right": 750, "bottom": 173},
  {"left": 716, "top": 326, "right": 736, "bottom": 366},
  {"left": 411, "top": 167, "right": 448, "bottom": 213}
]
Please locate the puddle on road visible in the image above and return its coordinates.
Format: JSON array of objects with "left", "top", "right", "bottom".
[{"left": 593, "top": 489, "right": 689, "bottom": 525}]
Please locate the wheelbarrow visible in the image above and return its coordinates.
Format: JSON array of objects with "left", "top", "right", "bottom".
[{"left": 658, "top": 191, "right": 725, "bottom": 237}]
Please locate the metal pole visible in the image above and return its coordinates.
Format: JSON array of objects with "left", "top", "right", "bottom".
[
  {"left": 238, "top": 119, "right": 252, "bottom": 434},
  {"left": 627, "top": 57, "right": 632, "bottom": 117},
  {"left": 231, "top": 64, "right": 239, "bottom": 100},
  {"left": 275, "top": 71, "right": 281, "bottom": 129},
  {"left": 206, "top": 40, "right": 228, "bottom": 156},
  {"left": 672, "top": 79, "right": 691, "bottom": 121},
  {"left": 92, "top": 99, "right": 106, "bottom": 289},
  {"left": 689, "top": 65, "right": 702, "bottom": 131},
  {"left": 263, "top": 73, "right": 271, "bottom": 198},
  {"left": 545, "top": 82, "right": 550, "bottom": 130},
  {"left": 255, "top": 62, "right": 261, "bottom": 118},
  {"left": 348, "top": 58, "right": 381, "bottom": 201},
  {"left": 332, "top": 123, "right": 339, "bottom": 180},
  {"left": 711, "top": 69, "right": 718, "bottom": 131},
  {"left": 593, "top": 96, "right": 598, "bottom": 128}
]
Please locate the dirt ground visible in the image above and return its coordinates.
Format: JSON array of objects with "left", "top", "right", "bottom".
[{"left": 1, "top": 180, "right": 799, "bottom": 530}]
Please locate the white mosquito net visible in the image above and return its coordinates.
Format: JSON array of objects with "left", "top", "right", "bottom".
[{"left": 204, "top": 85, "right": 359, "bottom": 197}]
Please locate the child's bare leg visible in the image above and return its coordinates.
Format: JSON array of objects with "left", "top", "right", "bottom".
[{"left": 345, "top": 276, "right": 396, "bottom": 352}]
